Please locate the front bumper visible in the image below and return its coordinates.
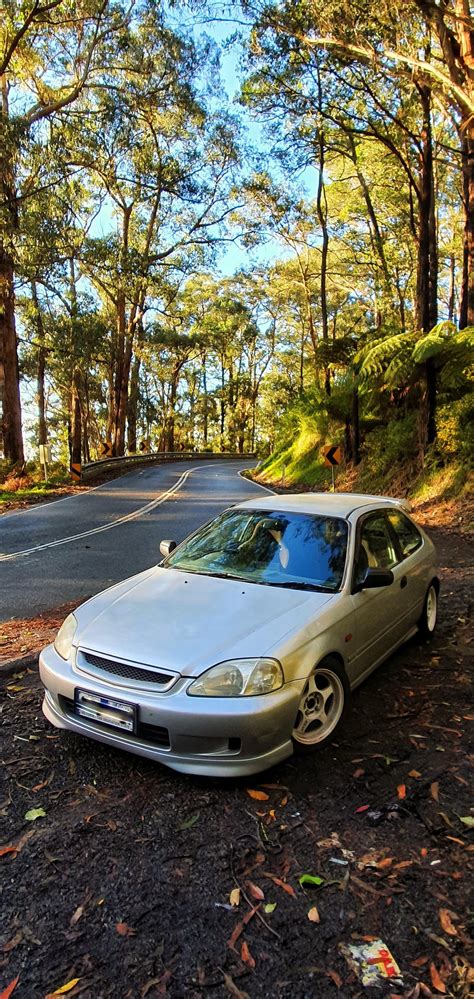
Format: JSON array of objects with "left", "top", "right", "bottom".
[{"left": 39, "top": 643, "right": 301, "bottom": 776}]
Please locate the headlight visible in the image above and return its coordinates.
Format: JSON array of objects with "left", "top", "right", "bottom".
[
  {"left": 54, "top": 613, "right": 77, "bottom": 660},
  {"left": 187, "top": 658, "right": 283, "bottom": 697}
]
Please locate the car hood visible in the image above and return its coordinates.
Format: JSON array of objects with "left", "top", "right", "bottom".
[{"left": 73, "top": 566, "right": 334, "bottom": 676}]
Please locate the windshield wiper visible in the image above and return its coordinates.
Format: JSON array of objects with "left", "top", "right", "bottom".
[
  {"left": 175, "top": 568, "right": 245, "bottom": 581},
  {"left": 266, "top": 581, "right": 334, "bottom": 592}
]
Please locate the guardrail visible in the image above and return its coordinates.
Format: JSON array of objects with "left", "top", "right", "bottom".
[{"left": 81, "top": 451, "right": 257, "bottom": 482}]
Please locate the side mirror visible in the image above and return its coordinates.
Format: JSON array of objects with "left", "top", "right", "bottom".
[
  {"left": 160, "top": 539, "right": 177, "bottom": 558},
  {"left": 357, "top": 567, "right": 394, "bottom": 591}
]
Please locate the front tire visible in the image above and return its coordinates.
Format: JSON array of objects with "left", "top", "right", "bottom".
[
  {"left": 292, "top": 656, "right": 350, "bottom": 753},
  {"left": 418, "top": 582, "right": 438, "bottom": 639}
]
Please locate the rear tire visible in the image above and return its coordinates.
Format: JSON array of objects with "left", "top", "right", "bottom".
[
  {"left": 292, "top": 656, "right": 350, "bottom": 753},
  {"left": 418, "top": 582, "right": 438, "bottom": 639}
]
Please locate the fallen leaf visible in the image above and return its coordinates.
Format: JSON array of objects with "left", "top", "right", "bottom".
[
  {"left": 408, "top": 770, "right": 422, "bottom": 778},
  {"left": 430, "top": 962, "right": 446, "bottom": 993},
  {"left": 377, "top": 858, "right": 393, "bottom": 869},
  {"left": 411, "top": 956, "right": 429, "bottom": 967},
  {"left": 355, "top": 805, "right": 370, "bottom": 813},
  {"left": 353, "top": 768, "right": 364, "bottom": 778},
  {"left": 431, "top": 782, "right": 440, "bottom": 802},
  {"left": 307, "top": 906, "right": 320, "bottom": 922},
  {"left": 227, "top": 905, "right": 259, "bottom": 950},
  {"left": 116, "top": 922, "right": 136, "bottom": 937},
  {"left": 299, "top": 874, "right": 324, "bottom": 887},
  {"left": 229, "top": 888, "right": 240, "bottom": 907},
  {"left": 24, "top": 807, "right": 46, "bottom": 822},
  {"left": 241, "top": 940, "right": 256, "bottom": 968},
  {"left": 247, "top": 882, "right": 264, "bottom": 901},
  {"left": 179, "top": 814, "right": 199, "bottom": 830},
  {"left": 70, "top": 905, "right": 84, "bottom": 927},
  {"left": 2, "top": 931, "right": 23, "bottom": 954},
  {"left": 220, "top": 970, "right": 250, "bottom": 999},
  {"left": 460, "top": 815, "right": 474, "bottom": 828},
  {"left": 0, "top": 977, "right": 19, "bottom": 999},
  {"left": 48, "top": 978, "right": 81, "bottom": 995},
  {"left": 326, "top": 970, "right": 342, "bottom": 988},
  {"left": 0, "top": 846, "right": 17, "bottom": 858},
  {"left": 264, "top": 902, "right": 276, "bottom": 913},
  {"left": 31, "top": 780, "right": 49, "bottom": 793},
  {"left": 262, "top": 872, "right": 296, "bottom": 897},
  {"left": 246, "top": 789, "right": 269, "bottom": 801},
  {"left": 439, "top": 909, "right": 458, "bottom": 936},
  {"left": 227, "top": 920, "right": 245, "bottom": 951},
  {"left": 141, "top": 978, "right": 168, "bottom": 998},
  {"left": 397, "top": 784, "right": 406, "bottom": 800}
]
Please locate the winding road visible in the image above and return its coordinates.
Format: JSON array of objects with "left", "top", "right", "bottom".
[{"left": 0, "top": 459, "right": 272, "bottom": 621}]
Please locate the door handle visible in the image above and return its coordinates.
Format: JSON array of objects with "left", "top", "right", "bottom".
[{"left": 400, "top": 575, "right": 408, "bottom": 589}]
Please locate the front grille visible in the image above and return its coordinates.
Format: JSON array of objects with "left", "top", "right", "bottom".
[
  {"left": 59, "top": 695, "right": 170, "bottom": 748},
  {"left": 80, "top": 651, "right": 174, "bottom": 687}
]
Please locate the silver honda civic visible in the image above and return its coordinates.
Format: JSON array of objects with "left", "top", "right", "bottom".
[{"left": 39, "top": 493, "right": 438, "bottom": 776}]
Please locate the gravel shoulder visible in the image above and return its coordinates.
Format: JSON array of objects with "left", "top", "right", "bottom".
[{"left": 1, "top": 524, "right": 472, "bottom": 999}]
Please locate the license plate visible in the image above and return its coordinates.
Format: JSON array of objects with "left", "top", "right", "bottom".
[{"left": 75, "top": 689, "right": 136, "bottom": 733}]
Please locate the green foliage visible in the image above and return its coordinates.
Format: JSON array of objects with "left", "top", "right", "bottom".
[
  {"left": 357, "top": 414, "right": 420, "bottom": 491},
  {"left": 435, "top": 397, "right": 474, "bottom": 459}
]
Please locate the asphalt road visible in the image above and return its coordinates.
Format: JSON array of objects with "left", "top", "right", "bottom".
[{"left": 0, "top": 459, "right": 272, "bottom": 622}]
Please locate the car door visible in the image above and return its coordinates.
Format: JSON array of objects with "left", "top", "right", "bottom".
[
  {"left": 386, "top": 508, "right": 427, "bottom": 625},
  {"left": 346, "top": 510, "right": 408, "bottom": 685}
]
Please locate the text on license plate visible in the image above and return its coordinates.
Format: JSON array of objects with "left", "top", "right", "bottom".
[{"left": 75, "top": 689, "right": 136, "bottom": 732}]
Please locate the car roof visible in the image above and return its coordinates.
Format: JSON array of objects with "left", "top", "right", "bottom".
[{"left": 236, "top": 492, "right": 411, "bottom": 518}]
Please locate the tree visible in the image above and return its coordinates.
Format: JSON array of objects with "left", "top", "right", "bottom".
[{"left": 1, "top": 0, "right": 133, "bottom": 462}]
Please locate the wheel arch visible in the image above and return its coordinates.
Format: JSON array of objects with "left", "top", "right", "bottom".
[{"left": 316, "top": 650, "right": 346, "bottom": 672}]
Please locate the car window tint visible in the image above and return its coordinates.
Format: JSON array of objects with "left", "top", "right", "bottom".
[
  {"left": 356, "top": 513, "right": 398, "bottom": 581},
  {"left": 164, "top": 509, "right": 348, "bottom": 592},
  {"left": 387, "top": 510, "right": 422, "bottom": 558}
]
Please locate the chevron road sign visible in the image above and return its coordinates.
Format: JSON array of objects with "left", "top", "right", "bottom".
[
  {"left": 70, "top": 463, "right": 82, "bottom": 481},
  {"left": 100, "top": 440, "right": 113, "bottom": 458},
  {"left": 322, "top": 445, "right": 342, "bottom": 468}
]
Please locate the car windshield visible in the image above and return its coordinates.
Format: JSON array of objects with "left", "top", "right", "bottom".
[{"left": 163, "top": 508, "right": 348, "bottom": 592}]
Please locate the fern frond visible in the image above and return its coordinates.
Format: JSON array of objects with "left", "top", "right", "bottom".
[{"left": 358, "top": 332, "right": 414, "bottom": 381}]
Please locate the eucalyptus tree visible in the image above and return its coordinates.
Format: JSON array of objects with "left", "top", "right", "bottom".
[
  {"left": 1, "top": 0, "right": 134, "bottom": 463},
  {"left": 59, "top": 9, "right": 242, "bottom": 455},
  {"left": 241, "top": 0, "right": 474, "bottom": 327}
]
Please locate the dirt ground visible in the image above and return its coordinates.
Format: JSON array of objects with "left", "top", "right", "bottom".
[{"left": 1, "top": 523, "right": 473, "bottom": 999}]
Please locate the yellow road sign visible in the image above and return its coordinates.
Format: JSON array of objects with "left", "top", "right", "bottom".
[
  {"left": 70, "top": 463, "right": 82, "bottom": 481},
  {"left": 100, "top": 440, "right": 113, "bottom": 458},
  {"left": 322, "top": 445, "right": 342, "bottom": 468}
]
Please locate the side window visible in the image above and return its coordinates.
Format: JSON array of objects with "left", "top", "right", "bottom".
[
  {"left": 388, "top": 510, "right": 422, "bottom": 558},
  {"left": 354, "top": 513, "right": 398, "bottom": 585}
]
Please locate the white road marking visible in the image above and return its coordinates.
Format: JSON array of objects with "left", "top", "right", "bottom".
[
  {"left": 0, "top": 466, "right": 196, "bottom": 562},
  {"left": 0, "top": 462, "right": 267, "bottom": 563},
  {"left": 237, "top": 469, "right": 275, "bottom": 494}
]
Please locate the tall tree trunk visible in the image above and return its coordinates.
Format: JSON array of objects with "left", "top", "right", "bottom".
[
  {"left": 459, "top": 129, "right": 474, "bottom": 328},
  {"left": 165, "top": 366, "right": 180, "bottom": 452},
  {"left": 70, "top": 366, "right": 82, "bottom": 466},
  {"left": 220, "top": 361, "right": 226, "bottom": 446},
  {"left": 315, "top": 62, "right": 330, "bottom": 395},
  {"left": 0, "top": 75, "right": 23, "bottom": 463},
  {"left": 82, "top": 374, "right": 90, "bottom": 462},
  {"left": 31, "top": 281, "right": 47, "bottom": 446},
  {"left": 415, "top": 83, "right": 438, "bottom": 446},
  {"left": 127, "top": 354, "right": 141, "bottom": 452},
  {"left": 201, "top": 353, "right": 208, "bottom": 444},
  {"left": 448, "top": 254, "right": 456, "bottom": 322},
  {"left": 112, "top": 205, "right": 132, "bottom": 455}
]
